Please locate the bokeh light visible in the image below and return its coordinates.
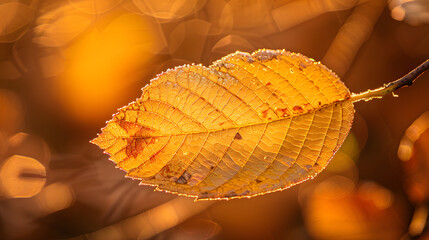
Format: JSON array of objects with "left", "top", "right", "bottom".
[
  {"left": 7, "top": 132, "right": 51, "bottom": 166},
  {"left": 36, "top": 182, "right": 74, "bottom": 213},
  {"left": 302, "top": 176, "right": 406, "bottom": 240},
  {"left": 0, "top": 155, "right": 46, "bottom": 198},
  {"left": 398, "top": 111, "right": 429, "bottom": 204},
  {"left": 389, "top": 0, "right": 429, "bottom": 25}
]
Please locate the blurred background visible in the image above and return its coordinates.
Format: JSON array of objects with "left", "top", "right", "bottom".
[{"left": 0, "top": 0, "right": 429, "bottom": 239}]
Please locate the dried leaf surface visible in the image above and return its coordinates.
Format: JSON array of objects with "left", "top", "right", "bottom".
[{"left": 92, "top": 49, "right": 355, "bottom": 200}]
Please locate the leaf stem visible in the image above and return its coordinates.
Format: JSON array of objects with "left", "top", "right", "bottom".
[{"left": 350, "top": 59, "right": 429, "bottom": 102}]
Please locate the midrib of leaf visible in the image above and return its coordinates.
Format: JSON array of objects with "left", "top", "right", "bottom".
[{"left": 119, "top": 98, "right": 350, "bottom": 139}]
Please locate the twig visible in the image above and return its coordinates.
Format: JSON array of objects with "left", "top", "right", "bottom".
[{"left": 351, "top": 59, "right": 429, "bottom": 103}]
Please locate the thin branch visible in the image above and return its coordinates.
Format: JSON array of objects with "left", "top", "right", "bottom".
[{"left": 351, "top": 59, "right": 429, "bottom": 103}]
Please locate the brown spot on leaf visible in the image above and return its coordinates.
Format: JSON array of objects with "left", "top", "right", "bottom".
[
  {"left": 277, "top": 108, "right": 290, "bottom": 117},
  {"left": 118, "top": 120, "right": 154, "bottom": 137},
  {"left": 125, "top": 138, "right": 144, "bottom": 158},
  {"left": 255, "top": 179, "right": 262, "bottom": 183},
  {"left": 261, "top": 109, "right": 269, "bottom": 118},
  {"left": 266, "top": 82, "right": 272, "bottom": 86},
  {"left": 304, "top": 103, "right": 312, "bottom": 108},
  {"left": 293, "top": 106, "right": 303, "bottom": 112},
  {"left": 234, "top": 132, "right": 243, "bottom": 140},
  {"left": 118, "top": 120, "right": 139, "bottom": 131},
  {"left": 176, "top": 171, "right": 191, "bottom": 184}
]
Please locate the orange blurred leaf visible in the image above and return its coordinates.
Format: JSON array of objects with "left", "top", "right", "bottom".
[
  {"left": 398, "top": 111, "right": 429, "bottom": 204},
  {"left": 92, "top": 49, "right": 355, "bottom": 200},
  {"left": 34, "top": 9, "right": 92, "bottom": 47},
  {"left": 0, "top": 1, "right": 34, "bottom": 42},
  {"left": 132, "top": 0, "right": 202, "bottom": 22},
  {"left": 69, "top": 0, "right": 122, "bottom": 14},
  {"left": 302, "top": 177, "right": 406, "bottom": 240}
]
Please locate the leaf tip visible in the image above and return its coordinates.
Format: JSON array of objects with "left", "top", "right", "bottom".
[{"left": 89, "top": 134, "right": 101, "bottom": 146}]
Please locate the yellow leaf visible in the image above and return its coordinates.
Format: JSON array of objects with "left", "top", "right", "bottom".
[{"left": 92, "top": 49, "right": 355, "bottom": 200}]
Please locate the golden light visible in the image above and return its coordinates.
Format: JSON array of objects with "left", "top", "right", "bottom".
[
  {"left": 7, "top": 132, "right": 51, "bottom": 166},
  {"left": 55, "top": 12, "right": 163, "bottom": 125},
  {"left": 409, "top": 205, "right": 428, "bottom": 236},
  {"left": 398, "top": 111, "right": 429, "bottom": 162},
  {"left": 358, "top": 182, "right": 393, "bottom": 210},
  {"left": 398, "top": 111, "right": 429, "bottom": 205},
  {"left": 391, "top": 6, "right": 406, "bottom": 21},
  {"left": 36, "top": 182, "right": 74, "bottom": 213},
  {"left": 303, "top": 177, "right": 405, "bottom": 240},
  {"left": 0, "top": 155, "right": 46, "bottom": 198}
]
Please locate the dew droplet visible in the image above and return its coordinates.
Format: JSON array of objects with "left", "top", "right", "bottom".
[{"left": 290, "top": 68, "right": 294, "bottom": 74}]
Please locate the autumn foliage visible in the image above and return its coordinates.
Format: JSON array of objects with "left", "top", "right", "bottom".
[{"left": 92, "top": 49, "right": 355, "bottom": 199}]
